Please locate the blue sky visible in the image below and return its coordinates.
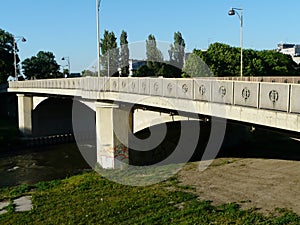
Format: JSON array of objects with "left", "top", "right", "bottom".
[{"left": 1, "top": 0, "right": 299, "bottom": 73}]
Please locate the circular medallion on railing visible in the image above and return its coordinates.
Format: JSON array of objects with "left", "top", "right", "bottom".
[
  {"left": 269, "top": 90, "right": 279, "bottom": 103},
  {"left": 130, "top": 82, "right": 136, "bottom": 91},
  {"left": 167, "top": 83, "right": 173, "bottom": 93},
  {"left": 141, "top": 82, "right": 146, "bottom": 92},
  {"left": 199, "top": 85, "right": 206, "bottom": 96},
  {"left": 242, "top": 87, "right": 251, "bottom": 100},
  {"left": 182, "top": 84, "right": 189, "bottom": 94},
  {"left": 113, "top": 81, "right": 117, "bottom": 89},
  {"left": 219, "top": 86, "right": 227, "bottom": 97},
  {"left": 122, "top": 81, "right": 127, "bottom": 88},
  {"left": 154, "top": 82, "right": 159, "bottom": 92}
]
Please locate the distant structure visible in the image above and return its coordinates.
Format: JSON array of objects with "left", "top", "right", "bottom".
[
  {"left": 277, "top": 43, "right": 300, "bottom": 64},
  {"left": 69, "top": 73, "right": 81, "bottom": 78},
  {"left": 128, "top": 59, "right": 147, "bottom": 76}
]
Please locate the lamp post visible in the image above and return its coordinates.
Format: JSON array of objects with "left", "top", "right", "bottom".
[
  {"left": 228, "top": 7, "right": 243, "bottom": 77},
  {"left": 13, "top": 36, "right": 26, "bottom": 80},
  {"left": 96, "top": 0, "right": 102, "bottom": 77},
  {"left": 61, "top": 57, "right": 70, "bottom": 78}
]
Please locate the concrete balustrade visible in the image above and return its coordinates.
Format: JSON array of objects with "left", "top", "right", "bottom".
[
  {"left": 259, "top": 83, "right": 290, "bottom": 112},
  {"left": 150, "top": 77, "right": 163, "bottom": 96},
  {"left": 139, "top": 78, "right": 150, "bottom": 95},
  {"left": 110, "top": 77, "right": 119, "bottom": 92},
  {"left": 212, "top": 80, "right": 234, "bottom": 104},
  {"left": 234, "top": 81, "right": 259, "bottom": 108},
  {"left": 119, "top": 78, "right": 128, "bottom": 93},
  {"left": 163, "top": 79, "right": 177, "bottom": 98},
  {"left": 290, "top": 85, "right": 300, "bottom": 114},
  {"left": 177, "top": 79, "right": 194, "bottom": 99},
  {"left": 8, "top": 77, "right": 300, "bottom": 115},
  {"left": 128, "top": 77, "right": 140, "bottom": 94},
  {"left": 193, "top": 79, "right": 212, "bottom": 102}
]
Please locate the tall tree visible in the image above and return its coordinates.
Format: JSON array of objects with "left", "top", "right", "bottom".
[
  {"left": 169, "top": 31, "right": 185, "bottom": 69},
  {"left": 100, "top": 30, "right": 119, "bottom": 76},
  {"left": 146, "top": 34, "right": 163, "bottom": 64},
  {"left": 22, "top": 51, "right": 61, "bottom": 79},
  {"left": 0, "top": 29, "right": 18, "bottom": 83},
  {"left": 120, "top": 30, "right": 129, "bottom": 76}
]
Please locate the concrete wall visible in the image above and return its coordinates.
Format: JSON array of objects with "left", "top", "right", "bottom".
[
  {"left": 211, "top": 80, "right": 234, "bottom": 104},
  {"left": 290, "top": 85, "right": 300, "bottom": 113},
  {"left": 194, "top": 79, "right": 212, "bottom": 102},
  {"left": 259, "top": 83, "right": 290, "bottom": 112},
  {"left": 234, "top": 81, "right": 259, "bottom": 108}
]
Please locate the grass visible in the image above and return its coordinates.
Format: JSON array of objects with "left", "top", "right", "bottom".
[{"left": 0, "top": 171, "right": 299, "bottom": 224}]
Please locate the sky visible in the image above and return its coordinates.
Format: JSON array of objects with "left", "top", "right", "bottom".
[{"left": 1, "top": 0, "right": 300, "bottom": 73}]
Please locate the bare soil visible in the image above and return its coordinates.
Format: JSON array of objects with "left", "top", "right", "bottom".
[{"left": 178, "top": 158, "right": 300, "bottom": 215}]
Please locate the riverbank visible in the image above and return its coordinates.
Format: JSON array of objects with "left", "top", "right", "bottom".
[{"left": 0, "top": 165, "right": 299, "bottom": 224}]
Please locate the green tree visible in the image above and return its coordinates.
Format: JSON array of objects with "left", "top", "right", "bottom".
[
  {"left": 169, "top": 31, "right": 185, "bottom": 69},
  {"left": 81, "top": 69, "right": 96, "bottom": 77},
  {"left": 0, "top": 29, "right": 18, "bottom": 83},
  {"left": 100, "top": 30, "right": 119, "bottom": 76},
  {"left": 198, "top": 42, "right": 299, "bottom": 77},
  {"left": 146, "top": 34, "right": 163, "bottom": 65},
  {"left": 120, "top": 30, "right": 129, "bottom": 76},
  {"left": 22, "top": 51, "right": 61, "bottom": 79},
  {"left": 205, "top": 42, "right": 240, "bottom": 76},
  {"left": 183, "top": 50, "right": 213, "bottom": 77}
]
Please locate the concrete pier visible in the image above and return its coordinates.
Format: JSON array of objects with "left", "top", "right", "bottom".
[
  {"left": 96, "top": 103, "right": 133, "bottom": 169},
  {"left": 17, "top": 94, "right": 33, "bottom": 136}
]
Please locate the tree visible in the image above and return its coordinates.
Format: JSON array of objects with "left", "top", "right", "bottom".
[
  {"left": 120, "top": 30, "right": 129, "bottom": 76},
  {"left": 196, "top": 42, "right": 300, "bottom": 77},
  {"left": 100, "top": 30, "right": 119, "bottom": 76},
  {"left": 183, "top": 50, "right": 213, "bottom": 77},
  {"left": 169, "top": 31, "right": 185, "bottom": 69},
  {"left": 205, "top": 42, "right": 240, "bottom": 76},
  {"left": 146, "top": 34, "right": 163, "bottom": 66},
  {"left": 22, "top": 51, "right": 61, "bottom": 79},
  {"left": 81, "top": 69, "right": 96, "bottom": 77},
  {"left": 0, "top": 29, "right": 17, "bottom": 83}
]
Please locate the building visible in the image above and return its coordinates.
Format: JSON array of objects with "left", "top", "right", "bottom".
[{"left": 277, "top": 43, "right": 300, "bottom": 64}]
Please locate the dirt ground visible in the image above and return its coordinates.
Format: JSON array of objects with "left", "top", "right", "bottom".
[{"left": 178, "top": 158, "right": 300, "bottom": 215}]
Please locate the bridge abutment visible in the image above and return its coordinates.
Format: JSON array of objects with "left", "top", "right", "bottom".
[
  {"left": 96, "top": 102, "right": 133, "bottom": 169},
  {"left": 17, "top": 94, "right": 33, "bottom": 136}
]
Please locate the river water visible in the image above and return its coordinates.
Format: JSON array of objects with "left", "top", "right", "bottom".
[
  {"left": 0, "top": 143, "right": 91, "bottom": 187},
  {"left": 1, "top": 120, "right": 299, "bottom": 188}
]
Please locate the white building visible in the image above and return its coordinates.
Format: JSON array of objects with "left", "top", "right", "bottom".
[{"left": 277, "top": 43, "right": 300, "bottom": 64}]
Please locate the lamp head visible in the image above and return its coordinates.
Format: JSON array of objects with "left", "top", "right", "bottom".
[{"left": 228, "top": 9, "right": 236, "bottom": 16}]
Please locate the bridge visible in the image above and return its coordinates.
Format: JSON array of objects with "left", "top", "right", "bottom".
[{"left": 8, "top": 77, "right": 300, "bottom": 168}]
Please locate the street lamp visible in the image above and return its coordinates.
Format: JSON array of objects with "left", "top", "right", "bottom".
[
  {"left": 13, "top": 36, "right": 26, "bottom": 80},
  {"left": 96, "top": 0, "right": 102, "bottom": 77},
  {"left": 61, "top": 57, "right": 70, "bottom": 78},
  {"left": 228, "top": 7, "right": 243, "bottom": 77}
]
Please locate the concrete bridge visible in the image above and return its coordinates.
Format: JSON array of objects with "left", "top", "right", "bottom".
[{"left": 8, "top": 77, "right": 300, "bottom": 168}]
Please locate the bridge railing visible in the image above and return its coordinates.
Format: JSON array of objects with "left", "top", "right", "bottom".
[{"left": 8, "top": 77, "right": 300, "bottom": 114}]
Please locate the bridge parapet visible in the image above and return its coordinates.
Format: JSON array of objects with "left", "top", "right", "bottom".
[{"left": 8, "top": 77, "right": 300, "bottom": 115}]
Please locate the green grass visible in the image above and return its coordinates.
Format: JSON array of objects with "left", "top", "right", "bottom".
[{"left": 0, "top": 171, "right": 299, "bottom": 224}]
